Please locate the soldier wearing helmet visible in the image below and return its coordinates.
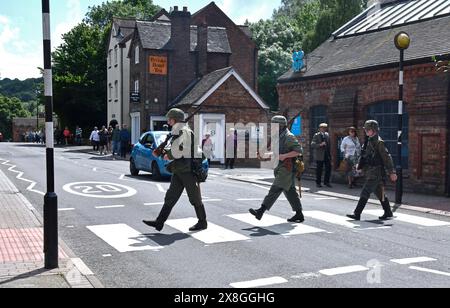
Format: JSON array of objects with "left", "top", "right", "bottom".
[
  {"left": 347, "top": 120, "right": 398, "bottom": 221},
  {"left": 249, "top": 115, "right": 305, "bottom": 224},
  {"left": 143, "top": 108, "right": 208, "bottom": 232}
]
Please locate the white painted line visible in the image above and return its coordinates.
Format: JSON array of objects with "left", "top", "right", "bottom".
[
  {"left": 252, "top": 184, "right": 270, "bottom": 191},
  {"left": 236, "top": 198, "right": 264, "bottom": 201},
  {"left": 70, "top": 258, "right": 94, "bottom": 276},
  {"left": 315, "top": 197, "right": 338, "bottom": 200},
  {"left": 202, "top": 199, "right": 222, "bottom": 202},
  {"left": 144, "top": 202, "right": 164, "bottom": 206},
  {"left": 304, "top": 211, "right": 360, "bottom": 229},
  {"left": 95, "top": 205, "right": 125, "bottom": 209},
  {"left": 409, "top": 266, "right": 450, "bottom": 277},
  {"left": 165, "top": 218, "right": 250, "bottom": 244},
  {"left": 58, "top": 208, "right": 75, "bottom": 212},
  {"left": 391, "top": 257, "right": 437, "bottom": 265},
  {"left": 230, "top": 277, "right": 288, "bottom": 288},
  {"left": 365, "top": 210, "right": 450, "bottom": 227},
  {"left": 319, "top": 265, "right": 369, "bottom": 276},
  {"left": 228, "top": 213, "right": 327, "bottom": 236},
  {"left": 87, "top": 224, "right": 163, "bottom": 252},
  {"left": 156, "top": 184, "right": 167, "bottom": 193},
  {"left": 102, "top": 254, "right": 112, "bottom": 258},
  {"left": 93, "top": 168, "right": 97, "bottom": 172},
  {"left": 66, "top": 226, "right": 75, "bottom": 229}
]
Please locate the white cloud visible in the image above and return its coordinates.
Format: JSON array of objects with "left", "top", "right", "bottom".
[
  {"left": 53, "top": 0, "right": 82, "bottom": 49},
  {"left": 0, "top": 15, "right": 42, "bottom": 80},
  {"left": 217, "top": 0, "right": 275, "bottom": 24}
]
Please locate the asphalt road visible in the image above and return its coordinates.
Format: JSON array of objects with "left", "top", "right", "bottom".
[{"left": 1, "top": 143, "right": 449, "bottom": 288}]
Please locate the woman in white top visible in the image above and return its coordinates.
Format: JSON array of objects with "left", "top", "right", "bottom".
[{"left": 341, "top": 127, "right": 362, "bottom": 188}]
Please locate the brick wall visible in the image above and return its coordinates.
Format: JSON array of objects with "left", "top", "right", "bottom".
[{"left": 278, "top": 62, "right": 450, "bottom": 195}]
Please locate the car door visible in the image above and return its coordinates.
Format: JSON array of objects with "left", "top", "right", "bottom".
[{"left": 141, "top": 133, "right": 155, "bottom": 172}]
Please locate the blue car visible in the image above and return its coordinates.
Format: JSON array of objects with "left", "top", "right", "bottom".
[
  {"left": 130, "top": 131, "right": 210, "bottom": 181},
  {"left": 130, "top": 131, "right": 172, "bottom": 180}
]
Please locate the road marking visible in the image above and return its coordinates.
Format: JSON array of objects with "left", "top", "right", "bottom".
[
  {"left": 87, "top": 224, "right": 163, "bottom": 252},
  {"left": 93, "top": 168, "right": 98, "bottom": 172},
  {"left": 165, "top": 218, "right": 250, "bottom": 244},
  {"left": 63, "top": 182, "right": 137, "bottom": 199},
  {"left": 228, "top": 213, "right": 327, "bottom": 236},
  {"left": 319, "top": 265, "right": 369, "bottom": 276},
  {"left": 252, "top": 184, "right": 270, "bottom": 190},
  {"left": 365, "top": 210, "right": 450, "bottom": 227},
  {"left": 0, "top": 160, "right": 45, "bottom": 195},
  {"left": 391, "top": 257, "right": 437, "bottom": 265},
  {"left": 230, "top": 277, "right": 288, "bottom": 288},
  {"left": 156, "top": 184, "right": 167, "bottom": 193},
  {"left": 95, "top": 205, "right": 125, "bottom": 209},
  {"left": 203, "top": 199, "right": 222, "bottom": 202},
  {"left": 409, "top": 266, "right": 450, "bottom": 277},
  {"left": 58, "top": 208, "right": 75, "bottom": 212},
  {"left": 237, "top": 198, "right": 264, "bottom": 201},
  {"left": 315, "top": 197, "right": 338, "bottom": 200},
  {"left": 102, "top": 254, "right": 112, "bottom": 258},
  {"left": 144, "top": 202, "right": 164, "bottom": 206},
  {"left": 304, "top": 211, "right": 360, "bottom": 229},
  {"left": 70, "top": 258, "right": 94, "bottom": 276}
]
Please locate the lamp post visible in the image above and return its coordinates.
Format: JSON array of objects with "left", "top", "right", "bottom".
[
  {"left": 41, "top": 0, "right": 58, "bottom": 269},
  {"left": 394, "top": 31, "right": 410, "bottom": 205}
]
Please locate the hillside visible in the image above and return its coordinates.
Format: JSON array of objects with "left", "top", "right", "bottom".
[{"left": 0, "top": 77, "right": 43, "bottom": 102}]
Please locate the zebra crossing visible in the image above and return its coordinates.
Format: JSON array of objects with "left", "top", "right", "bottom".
[{"left": 85, "top": 208, "right": 450, "bottom": 254}]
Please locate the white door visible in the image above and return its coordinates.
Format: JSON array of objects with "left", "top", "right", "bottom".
[{"left": 200, "top": 114, "right": 225, "bottom": 163}]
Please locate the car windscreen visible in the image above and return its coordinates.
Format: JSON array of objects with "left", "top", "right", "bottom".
[{"left": 154, "top": 133, "right": 170, "bottom": 146}]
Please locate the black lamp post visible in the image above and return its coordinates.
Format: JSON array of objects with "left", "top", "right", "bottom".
[{"left": 394, "top": 31, "right": 410, "bottom": 205}]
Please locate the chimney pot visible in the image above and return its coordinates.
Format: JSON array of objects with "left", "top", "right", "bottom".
[
  {"left": 183, "top": 7, "right": 188, "bottom": 12},
  {"left": 174, "top": 6, "right": 178, "bottom": 11}
]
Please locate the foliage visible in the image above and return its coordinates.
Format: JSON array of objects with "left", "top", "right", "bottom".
[
  {"left": 0, "top": 78, "right": 43, "bottom": 102},
  {"left": 0, "top": 94, "right": 31, "bottom": 140}
]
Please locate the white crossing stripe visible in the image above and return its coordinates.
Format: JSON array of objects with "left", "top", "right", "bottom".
[
  {"left": 165, "top": 218, "right": 250, "bottom": 244},
  {"left": 315, "top": 197, "right": 339, "bottom": 200},
  {"left": 365, "top": 210, "right": 450, "bottom": 227},
  {"left": 58, "top": 208, "right": 75, "bottom": 212},
  {"left": 95, "top": 205, "right": 125, "bottom": 209},
  {"left": 252, "top": 184, "right": 270, "bottom": 190},
  {"left": 304, "top": 211, "right": 360, "bottom": 229},
  {"left": 156, "top": 184, "right": 167, "bottom": 193},
  {"left": 87, "top": 224, "right": 163, "bottom": 252},
  {"left": 391, "top": 257, "right": 437, "bottom": 265},
  {"left": 227, "top": 213, "right": 327, "bottom": 236},
  {"left": 202, "top": 199, "right": 222, "bottom": 202},
  {"left": 409, "top": 266, "right": 450, "bottom": 277},
  {"left": 319, "top": 265, "right": 369, "bottom": 276},
  {"left": 230, "top": 277, "right": 288, "bottom": 288},
  {"left": 237, "top": 198, "right": 264, "bottom": 201},
  {"left": 144, "top": 202, "right": 164, "bottom": 206}
]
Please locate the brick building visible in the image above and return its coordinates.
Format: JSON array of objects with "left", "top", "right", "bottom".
[
  {"left": 127, "top": 4, "right": 268, "bottom": 165},
  {"left": 277, "top": 0, "right": 450, "bottom": 195}
]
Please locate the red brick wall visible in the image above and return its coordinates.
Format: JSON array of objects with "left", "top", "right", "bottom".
[
  {"left": 277, "top": 63, "right": 450, "bottom": 195},
  {"left": 192, "top": 4, "right": 258, "bottom": 90}
]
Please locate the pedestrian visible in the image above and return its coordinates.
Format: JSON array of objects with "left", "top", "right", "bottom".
[
  {"left": 340, "top": 127, "right": 362, "bottom": 189},
  {"left": 98, "top": 126, "right": 108, "bottom": 155},
  {"left": 75, "top": 126, "right": 83, "bottom": 146},
  {"left": 225, "top": 128, "right": 237, "bottom": 169},
  {"left": 249, "top": 116, "right": 305, "bottom": 224},
  {"left": 90, "top": 127, "right": 100, "bottom": 152},
  {"left": 143, "top": 108, "right": 208, "bottom": 232},
  {"left": 202, "top": 132, "right": 214, "bottom": 166},
  {"left": 63, "top": 127, "right": 71, "bottom": 145},
  {"left": 347, "top": 120, "right": 398, "bottom": 221},
  {"left": 106, "top": 126, "right": 113, "bottom": 154},
  {"left": 311, "top": 123, "right": 332, "bottom": 188},
  {"left": 112, "top": 124, "right": 121, "bottom": 159},
  {"left": 120, "top": 124, "right": 131, "bottom": 159}
]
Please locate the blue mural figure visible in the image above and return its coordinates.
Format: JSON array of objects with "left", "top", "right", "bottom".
[{"left": 292, "top": 50, "right": 305, "bottom": 72}]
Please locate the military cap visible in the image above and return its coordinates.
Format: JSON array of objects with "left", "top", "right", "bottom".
[
  {"left": 364, "top": 120, "right": 379, "bottom": 132},
  {"left": 271, "top": 116, "right": 288, "bottom": 126},
  {"left": 166, "top": 108, "right": 185, "bottom": 122}
]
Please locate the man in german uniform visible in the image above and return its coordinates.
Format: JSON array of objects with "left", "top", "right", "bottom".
[
  {"left": 249, "top": 116, "right": 305, "bottom": 223},
  {"left": 347, "top": 120, "right": 398, "bottom": 221},
  {"left": 143, "top": 108, "right": 208, "bottom": 232}
]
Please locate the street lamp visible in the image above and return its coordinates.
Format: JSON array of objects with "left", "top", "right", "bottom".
[{"left": 394, "top": 31, "right": 410, "bottom": 205}]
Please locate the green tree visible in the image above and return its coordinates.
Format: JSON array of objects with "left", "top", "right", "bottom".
[
  {"left": 52, "top": 0, "right": 159, "bottom": 131},
  {"left": 303, "top": 0, "right": 367, "bottom": 53},
  {"left": 0, "top": 95, "right": 30, "bottom": 140}
]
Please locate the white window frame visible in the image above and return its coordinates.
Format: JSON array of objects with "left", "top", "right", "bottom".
[
  {"left": 135, "top": 46, "right": 140, "bottom": 64},
  {"left": 108, "top": 83, "right": 112, "bottom": 101},
  {"left": 108, "top": 50, "right": 112, "bottom": 68},
  {"left": 114, "top": 46, "right": 118, "bottom": 66},
  {"left": 115, "top": 80, "right": 119, "bottom": 101},
  {"left": 134, "top": 80, "right": 139, "bottom": 93}
]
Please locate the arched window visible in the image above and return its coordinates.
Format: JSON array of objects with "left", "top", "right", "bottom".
[
  {"left": 310, "top": 106, "right": 328, "bottom": 164},
  {"left": 367, "top": 101, "right": 409, "bottom": 169}
]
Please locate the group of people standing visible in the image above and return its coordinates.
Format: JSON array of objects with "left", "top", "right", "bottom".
[{"left": 89, "top": 124, "right": 131, "bottom": 159}]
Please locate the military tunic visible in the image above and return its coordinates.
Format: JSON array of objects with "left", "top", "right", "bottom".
[
  {"left": 263, "top": 129, "right": 303, "bottom": 212},
  {"left": 359, "top": 135, "right": 396, "bottom": 202}
]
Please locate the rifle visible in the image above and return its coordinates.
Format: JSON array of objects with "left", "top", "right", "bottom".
[
  {"left": 153, "top": 106, "right": 203, "bottom": 158},
  {"left": 357, "top": 135, "right": 369, "bottom": 171}
]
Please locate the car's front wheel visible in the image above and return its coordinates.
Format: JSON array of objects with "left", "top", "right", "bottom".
[{"left": 130, "top": 159, "right": 140, "bottom": 176}]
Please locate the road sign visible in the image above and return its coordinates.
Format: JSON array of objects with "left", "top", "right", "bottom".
[{"left": 63, "top": 182, "right": 137, "bottom": 199}]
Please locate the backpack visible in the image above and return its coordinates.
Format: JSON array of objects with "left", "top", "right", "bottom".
[{"left": 189, "top": 130, "right": 209, "bottom": 183}]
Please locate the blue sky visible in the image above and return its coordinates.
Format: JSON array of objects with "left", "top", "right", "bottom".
[{"left": 0, "top": 0, "right": 280, "bottom": 80}]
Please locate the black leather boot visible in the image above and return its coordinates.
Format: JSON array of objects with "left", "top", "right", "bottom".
[
  {"left": 189, "top": 220, "right": 208, "bottom": 232},
  {"left": 347, "top": 197, "right": 368, "bottom": 221},
  {"left": 249, "top": 205, "right": 266, "bottom": 221},
  {"left": 288, "top": 211, "right": 305, "bottom": 223},
  {"left": 379, "top": 198, "right": 394, "bottom": 220},
  {"left": 143, "top": 220, "right": 164, "bottom": 232}
]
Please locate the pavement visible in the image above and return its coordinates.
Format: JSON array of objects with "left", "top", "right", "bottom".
[{"left": 0, "top": 167, "right": 102, "bottom": 288}]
